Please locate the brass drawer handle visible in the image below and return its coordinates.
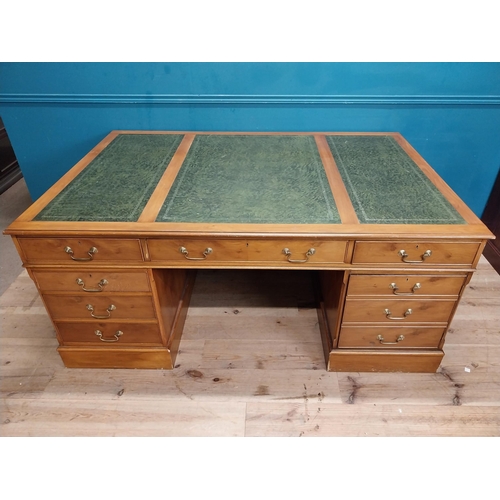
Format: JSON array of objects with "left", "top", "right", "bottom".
[
  {"left": 377, "top": 334, "right": 405, "bottom": 345},
  {"left": 86, "top": 303, "right": 116, "bottom": 319},
  {"left": 179, "top": 246, "right": 213, "bottom": 260},
  {"left": 384, "top": 308, "right": 412, "bottom": 320},
  {"left": 76, "top": 278, "right": 108, "bottom": 292},
  {"left": 95, "top": 329, "right": 123, "bottom": 342},
  {"left": 64, "top": 246, "right": 98, "bottom": 261},
  {"left": 389, "top": 282, "right": 421, "bottom": 295},
  {"left": 282, "top": 247, "right": 316, "bottom": 263},
  {"left": 398, "top": 249, "right": 432, "bottom": 263}
]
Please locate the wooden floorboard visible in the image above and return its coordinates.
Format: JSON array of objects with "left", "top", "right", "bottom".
[
  {"left": 1, "top": 258, "right": 499, "bottom": 436},
  {"left": 245, "top": 403, "right": 500, "bottom": 437}
]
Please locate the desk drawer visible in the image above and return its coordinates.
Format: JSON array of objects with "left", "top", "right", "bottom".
[
  {"left": 338, "top": 326, "right": 445, "bottom": 349},
  {"left": 43, "top": 294, "right": 157, "bottom": 320},
  {"left": 56, "top": 321, "right": 163, "bottom": 346},
  {"left": 32, "top": 270, "right": 151, "bottom": 293},
  {"left": 147, "top": 238, "right": 347, "bottom": 266},
  {"left": 347, "top": 274, "right": 466, "bottom": 297},
  {"left": 248, "top": 240, "right": 347, "bottom": 265},
  {"left": 18, "top": 238, "right": 144, "bottom": 264},
  {"left": 148, "top": 239, "right": 247, "bottom": 263},
  {"left": 352, "top": 241, "right": 480, "bottom": 266},
  {"left": 342, "top": 298, "right": 456, "bottom": 324}
]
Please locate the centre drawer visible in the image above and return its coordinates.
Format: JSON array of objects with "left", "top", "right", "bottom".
[
  {"left": 342, "top": 298, "right": 457, "bottom": 324},
  {"left": 43, "top": 294, "right": 157, "bottom": 320},
  {"left": 32, "top": 270, "right": 151, "bottom": 293},
  {"left": 147, "top": 238, "right": 348, "bottom": 265}
]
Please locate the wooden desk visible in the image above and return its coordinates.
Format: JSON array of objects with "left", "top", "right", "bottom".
[{"left": 4, "top": 131, "right": 494, "bottom": 372}]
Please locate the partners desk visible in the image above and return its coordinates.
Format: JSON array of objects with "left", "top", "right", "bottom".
[{"left": 4, "top": 132, "right": 494, "bottom": 372}]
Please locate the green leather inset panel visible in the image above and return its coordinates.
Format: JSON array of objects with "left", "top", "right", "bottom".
[
  {"left": 34, "top": 134, "right": 183, "bottom": 222},
  {"left": 156, "top": 135, "right": 340, "bottom": 224},
  {"left": 326, "top": 135, "right": 465, "bottom": 224}
]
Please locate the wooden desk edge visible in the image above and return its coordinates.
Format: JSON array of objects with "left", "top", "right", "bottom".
[{"left": 4, "top": 220, "right": 494, "bottom": 240}]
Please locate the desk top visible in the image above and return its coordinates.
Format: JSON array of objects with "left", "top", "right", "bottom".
[{"left": 6, "top": 131, "right": 493, "bottom": 240}]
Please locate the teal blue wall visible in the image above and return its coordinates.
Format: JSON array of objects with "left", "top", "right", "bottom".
[{"left": 1, "top": 62, "right": 499, "bottom": 216}]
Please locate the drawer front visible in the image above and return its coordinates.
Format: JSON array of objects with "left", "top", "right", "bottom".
[
  {"left": 18, "top": 238, "right": 144, "bottom": 264},
  {"left": 148, "top": 239, "right": 247, "bottom": 263},
  {"left": 342, "top": 298, "right": 457, "bottom": 324},
  {"left": 147, "top": 238, "right": 348, "bottom": 266},
  {"left": 352, "top": 241, "right": 480, "bottom": 266},
  {"left": 247, "top": 240, "right": 347, "bottom": 265},
  {"left": 347, "top": 274, "right": 466, "bottom": 297},
  {"left": 43, "top": 294, "right": 157, "bottom": 320},
  {"left": 338, "top": 326, "right": 445, "bottom": 349},
  {"left": 56, "top": 322, "right": 163, "bottom": 346},
  {"left": 32, "top": 270, "right": 151, "bottom": 293}
]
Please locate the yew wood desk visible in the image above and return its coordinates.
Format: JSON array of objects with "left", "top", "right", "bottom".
[{"left": 4, "top": 132, "right": 494, "bottom": 372}]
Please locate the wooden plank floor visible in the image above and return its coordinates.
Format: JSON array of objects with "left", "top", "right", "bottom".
[{"left": 1, "top": 258, "right": 499, "bottom": 436}]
